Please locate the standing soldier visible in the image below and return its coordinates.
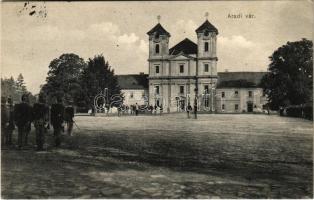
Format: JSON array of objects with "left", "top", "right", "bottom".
[
  {"left": 51, "top": 97, "right": 65, "bottom": 147},
  {"left": 187, "top": 103, "right": 192, "bottom": 119},
  {"left": 64, "top": 101, "right": 74, "bottom": 136},
  {"left": 1, "top": 97, "right": 8, "bottom": 146},
  {"left": 32, "top": 94, "right": 49, "bottom": 151},
  {"left": 135, "top": 103, "right": 139, "bottom": 116},
  {"left": 14, "top": 94, "right": 32, "bottom": 149},
  {"left": 6, "top": 97, "right": 15, "bottom": 145}
]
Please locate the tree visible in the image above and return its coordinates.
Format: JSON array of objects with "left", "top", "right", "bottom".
[
  {"left": 261, "top": 39, "right": 313, "bottom": 110},
  {"left": 1, "top": 75, "right": 36, "bottom": 105},
  {"left": 40, "top": 53, "right": 87, "bottom": 105},
  {"left": 16, "top": 73, "right": 27, "bottom": 93},
  {"left": 80, "top": 55, "right": 121, "bottom": 109}
]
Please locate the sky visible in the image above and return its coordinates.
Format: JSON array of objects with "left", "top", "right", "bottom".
[{"left": 1, "top": 1, "right": 313, "bottom": 94}]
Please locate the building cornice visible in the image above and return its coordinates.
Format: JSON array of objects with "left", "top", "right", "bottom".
[{"left": 148, "top": 75, "right": 218, "bottom": 80}]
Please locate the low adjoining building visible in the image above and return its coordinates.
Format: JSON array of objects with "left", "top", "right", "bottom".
[{"left": 117, "top": 73, "right": 148, "bottom": 106}]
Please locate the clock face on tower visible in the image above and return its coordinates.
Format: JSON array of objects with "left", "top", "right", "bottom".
[{"left": 153, "top": 33, "right": 161, "bottom": 43}]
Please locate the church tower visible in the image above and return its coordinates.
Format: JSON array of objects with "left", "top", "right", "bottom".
[
  {"left": 195, "top": 19, "right": 218, "bottom": 77},
  {"left": 147, "top": 23, "right": 170, "bottom": 59}
]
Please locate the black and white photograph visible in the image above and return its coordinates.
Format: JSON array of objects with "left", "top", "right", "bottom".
[{"left": 1, "top": 0, "right": 313, "bottom": 199}]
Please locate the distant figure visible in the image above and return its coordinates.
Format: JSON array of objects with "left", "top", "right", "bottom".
[
  {"left": 149, "top": 105, "right": 153, "bottom": 115},
  {"left": 135, "top": 103, "right": 139, "bottom": 116},
  {"left": 6, "top": 97, "right": 15, "bottom": 145},
  {"left": 194, "top": 102, "right": 198, "bottom": 119},
  {"left": 51, "top": 97, "right": 65, "bottom": 147},
  {"left": 14, "top": 94, "right": 32, "bottom": 149},
  {"left": 1, "top": 97, "right": 8, "bottom": 146},
  {"left": 159, "top": 104, "right": 163, "bottom": 115},
  {"left": 187, "top": 103, "right": 192, "bottom": 119},
  {"left": 154, "top": 104, "right": 157, "bottom": 115},
  {"left": 117, "top": 106, "right": 122, "bottom": 117},
  {"left": 32, "top": 94, "right": 49, "bottom": 151},
  {"left": 64, "top": 101, "right": 75, "bottom": 136}
]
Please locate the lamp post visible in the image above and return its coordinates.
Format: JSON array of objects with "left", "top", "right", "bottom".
[{"left": 194, "top": 87, "right": 198, "bottom": 119}]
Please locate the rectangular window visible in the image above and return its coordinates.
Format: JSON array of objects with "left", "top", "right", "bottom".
[
  {"left": 130, "top": 92, "right": 134, "bottom": 99},
  {"left": 155, "top": 65, "right": 159, "bottom": 74},
  {"left": 262, "top": 90, "right": 266, "bottom": 97},
  {"left": 205, "top": 42, "right": 209, "bottom": 52},
  {"left": 235, "top": 104, "right": 239, "bottom": 110},
  {"left": 179, "top": 65, "right": 184, "bottom": 73},
  {"left": 204, "top": 64, "right": 209, "bottom": 72},
  {"left": 222, "top": 91, "right": 225, "bottom": 98},
  {"left": 179, "top": 86, "right": 184, "bottom": 94},
  {"left": 204, "top": 85, "right": 209, "bottom": 93},
  {"left": 222, "top": 104, "right": 225, "bottom": 110},
  {"left": 235, "top": 91, "right": 238, "bottom": 96},
  {"left": 155, "top": 44, "right": 160, "bottom": 54},
  {"left": 248, "top": 91, "right": 253, "bottom": 97},
  {"left": 155, "top": 86, "right": 159, "bottom": 94}
]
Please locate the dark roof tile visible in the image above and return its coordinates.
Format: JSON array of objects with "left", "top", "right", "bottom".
[
  {"left": 147, "top": 23, "right": 170, "bottom": 36},
  {"left": 217, "top": 72, "right": 268, "bottom": 88},
  {"left": 169, "top": 38, "right": 197, "bottom": 55},
  {"left": 117, "top": 74, "right": 148, "bottom": 90},
  {"left": 195, "top": 20, "right": 218, "bottom": 34}
]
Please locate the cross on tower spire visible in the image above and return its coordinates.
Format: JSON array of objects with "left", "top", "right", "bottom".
[
  {"left": 205, "top": 12, "right": 209, "bottom": 20},
  {"left": 157, "top": 15, "right": 161, "bottom": 23}
]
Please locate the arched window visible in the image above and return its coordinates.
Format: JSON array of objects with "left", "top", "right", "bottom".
[
  {"left": 155, "top": 44, "right": 160, "bottom": 54},
  {"left": 204, "top": 30, "right": 209, "bottom": 36}
]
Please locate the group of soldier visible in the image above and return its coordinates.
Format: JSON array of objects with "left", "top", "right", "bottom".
[{"left": 1, "top": 93, "right": 74, "bottom": 151}]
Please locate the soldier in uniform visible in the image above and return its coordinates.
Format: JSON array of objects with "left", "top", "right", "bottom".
[
  {"left": 51, "top": 97, "right": 65, "bottom": 147},
  {"left": 32, "top": 94, "right": 49, "bottom": 151},
  {"left": 64, "top": 101, "right": 74, "bottom": 136},
  {"left": 1, "top": 96, "right": 8, "bottom": 146},
  {"left": 6, "top": 97, "right": 15, "bottom": 145},
  {"left": 14, "top": 94, "right": 32, "bottom": 149}
]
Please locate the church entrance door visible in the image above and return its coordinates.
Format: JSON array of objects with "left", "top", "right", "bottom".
[{"left": 247, "top": 102, "right": 253, "bottom": 112}]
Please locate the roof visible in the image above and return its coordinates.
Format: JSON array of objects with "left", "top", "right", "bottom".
[
  {"left": 147, "top": 23, "right": 170, "bottom": 36},
  {"left": 217, "top": 72, "right": 268, "bottom": 88},
  {"left": 195, "top": 20, "right": 218, "bottom": 34},
  {"left": 117, "top": 74, "right": 148, "bottom": 90},
  {"left": 169, "top": 38, "right": 197, "bottom": 55}
]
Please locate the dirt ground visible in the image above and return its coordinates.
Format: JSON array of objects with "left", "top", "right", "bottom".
[{"left": 1, "top": 114, "right": 313, "bottom": 198}]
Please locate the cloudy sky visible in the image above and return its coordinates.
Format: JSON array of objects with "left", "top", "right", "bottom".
[{"left": 1, "top": 1, "right": 313, "bottom": 94}]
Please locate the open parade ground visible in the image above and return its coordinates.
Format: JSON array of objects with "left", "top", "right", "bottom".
[{"left": 1, "top": 114, "right": 313, "bottom": 198}]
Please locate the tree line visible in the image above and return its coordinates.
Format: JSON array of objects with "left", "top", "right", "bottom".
[
  {"left": 261, "top": 38, "right": 313, "bottom": 120},
  {"left": 40, "top": 54, "right": 121, "bottom": 111},
  {"left": 1, "top": 74, "right": 36, "bottom": 105}
]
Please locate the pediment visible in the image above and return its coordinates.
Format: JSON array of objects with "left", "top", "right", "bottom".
[{"left": 169, "top": 52, "right": 195, "bottom": 60}]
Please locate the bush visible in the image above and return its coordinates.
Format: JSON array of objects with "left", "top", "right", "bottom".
[{"left": 285, "top": 105, "right": 313, "bottom": 120}]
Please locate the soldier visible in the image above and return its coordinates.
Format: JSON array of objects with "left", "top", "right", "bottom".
[
  {"left": 187, "top": 103, "right": 192, "bottom": 119},
  {"left": 51, "top": 97, "right": 64, "bottom": 147},
  {"left": 1, "top": 96, "right": 8, "bottom": 146},
  {"left": 6, "top": 97, "right": 15, "bottom": 145},
  {"left": 14, "top": 94, "right": 32, "bottom": 149},
  {"left": 32, "top": 94, "right": 49, "bottom": 151},
  {"left": 64, "top": 101, "right": 74, "bottom": 136}
]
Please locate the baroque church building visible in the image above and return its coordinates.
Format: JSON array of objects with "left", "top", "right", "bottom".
[
  {"left": 147, "top": 20, "right": 219, "bottom": 112},
  {"left": 117, "top": 19, "right": 268, "bottom": 113}
]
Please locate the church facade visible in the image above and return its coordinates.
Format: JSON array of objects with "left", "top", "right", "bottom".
[
  {"left": 147, "top": 20, "right": 219, "bottom": 112},
  {"left": 117, "top": 20, "right": 268, "bottom": 113},
  {"left": 145, "top": 20, "right": 268, "bottom": 113}
]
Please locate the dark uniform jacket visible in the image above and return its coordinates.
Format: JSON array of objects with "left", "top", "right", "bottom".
[
  {"left": 51, "top": 103, "right": 64, "bottom": 127},
  {"left": 1, "top": 104, "right": 9, "bottom": 127},
  {"left": 32, "top": 103, "right": 49, "bottom": 126},
  {"left": 64, "top": 106, "right": 74, "bottom": 122},
  {"left": 14, "top": 102, "right": 32, "bottom": 128}
]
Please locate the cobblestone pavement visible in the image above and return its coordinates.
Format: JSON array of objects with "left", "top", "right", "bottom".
[{"left": 1, "top": 114, "right": 313, "bottom": 198}]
